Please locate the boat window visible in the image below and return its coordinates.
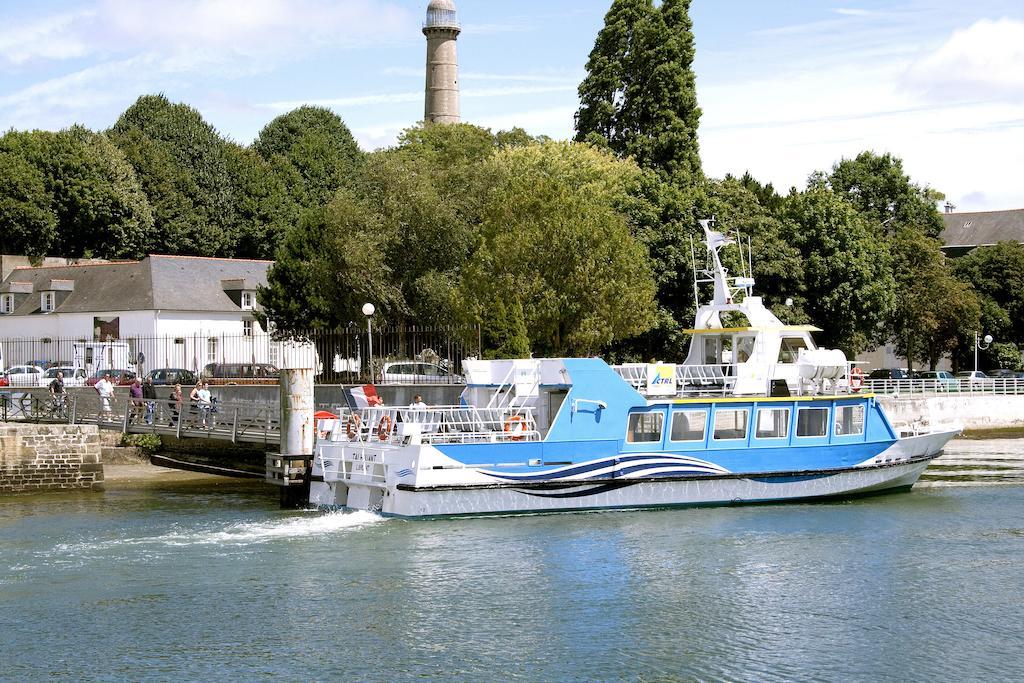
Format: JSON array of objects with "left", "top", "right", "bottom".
[
  {"left": 713, "top": 409, "right": 748, "bottom": 440},
  {"left": 735, "top": 336, "right": 755, "bottom": 363},
  {"left": 834, "top": 405, "right": 865, "bottom": 436},
  {"left": 796, "top": 407, "right": 829, "bottom": 437},
  {"left": 703, "top": 336, "right": 721, "bottom": 365},
  {"left": 670, "top": 410, "right": 706, "bottom": 442},
  {"left": 778, "top": 337, "right": 808, "bottom": 363},
  {"left": 755, "top": 408, "right": 790, "bottom": 439},
  {"left": 627, "top": 412, "right": 664, "bottom": 443}
]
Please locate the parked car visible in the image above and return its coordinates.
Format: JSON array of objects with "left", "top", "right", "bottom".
[
  {"left": 85, "top": 369, "right": 137, "bottom": 386},
  {"left": 954, "top": 370, "right": 990, "bottom": 388},
  {"left": 39, "top": 366, "right": 89, "bottom": 388},
  {"left": 913, "top": 370, "right": 958, "bottom": 390},
  {"left": 201, "top": 363, "right": 279, "bottom": 385},
  {"left": 380, "top": 361, "right": 465, "bottom": 384},
  {"left": 4, "top": 364, "right": 46, "bottom": 387},
  {"left": 987, "top": 369, "right": 1023, "bottom": 379},
  {"left": 867, "top": 368, "right": 909, "bottom": 381},
  {"left": 146, "top": 368, "right": 197, "bottom": 386}
]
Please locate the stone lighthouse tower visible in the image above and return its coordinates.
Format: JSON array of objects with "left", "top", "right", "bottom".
[{"left": 423, "top": 0, "right": 461, "bottom": 124}]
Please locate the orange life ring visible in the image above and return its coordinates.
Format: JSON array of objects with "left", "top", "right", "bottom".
[
  {"left": 378, "top": 415, "right": 393, "bottom": 441},
  {"left": 346, "top": 414, "right": 361, "bottom": 439},
  {"left": 504, "top": 415, "right": 525, "bottom": 441},
  {"left": 850, "top": 367, "right": 864, "bottom": 392}
]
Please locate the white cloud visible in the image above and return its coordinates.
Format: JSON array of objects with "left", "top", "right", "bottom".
[
  {"left": 902, "top": 18, "right": 1024, "bottom": 102},
  {"left": 0, "top": 0, "right": 415, "bottom": 67},
  {"left": 0, "top": 11, "right": 94, "bottom": 65}
]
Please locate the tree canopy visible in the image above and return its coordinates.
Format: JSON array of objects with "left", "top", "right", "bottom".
[
  {"left": 575, "top": 0, "right": 702, "bottom": 186},
  {"left": 462, "top": 141, "right": 658, "bottom": 356}
]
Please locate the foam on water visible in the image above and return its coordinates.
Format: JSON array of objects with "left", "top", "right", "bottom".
[{"left": 47, "top": 510, "right": 384, "bottom": 556}]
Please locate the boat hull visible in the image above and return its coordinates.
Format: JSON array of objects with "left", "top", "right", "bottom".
[
  {"left": 378, "top": 457, "right": 934, "bottom": 518},
  {"left": 310, "top": 429, "right": 955, "bottom": 518}
]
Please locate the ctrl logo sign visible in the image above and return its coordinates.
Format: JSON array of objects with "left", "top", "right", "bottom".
[{"left": 646, "top": 363, "right": 677, "bottom": 396}]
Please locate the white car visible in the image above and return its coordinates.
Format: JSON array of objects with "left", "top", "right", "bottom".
[
  {"left": 380, "top": 361, "right": 464, "bottom": 384},
  {"left": 5, "top": 364, "right": 46, "bottom": 387},
  {"left": 39, "top": 366, "right": 88, "bottom": 388}
]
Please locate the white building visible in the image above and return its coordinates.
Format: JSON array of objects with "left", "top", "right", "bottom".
[{"left": 0, "top": 255, "right": 276, "bottom": 373}]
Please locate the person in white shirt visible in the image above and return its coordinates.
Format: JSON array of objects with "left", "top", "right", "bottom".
[
  {"left": 95, "top": 374, "right": 114, "bottom": 421},
  {"left": 409, "top": 395, "right": 427, "bottom": 411},
  {"left": 196, "top": 383, "right": 213, "bottom": 428}
]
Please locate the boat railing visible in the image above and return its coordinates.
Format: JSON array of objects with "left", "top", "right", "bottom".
[
  {"left": 612, "top": 363, "right": 737, "bottom": 395},
  {"left": 316, "top": 405, "right": 540, "bottom": 445},
  {"left": 861, "top": 377, "right": 1024, "bottom": 396},
  {"left": 676, "top": 364, "right": 737, "bottom": 394}
]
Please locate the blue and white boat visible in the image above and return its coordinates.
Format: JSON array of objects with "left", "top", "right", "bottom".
[{"left": 309, "top": 222, "right": 959, "bottom": 517}]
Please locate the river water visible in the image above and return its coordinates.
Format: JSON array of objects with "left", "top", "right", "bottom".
[{"left": 2, "top": 440, "right": 1023, "bottom": 682}]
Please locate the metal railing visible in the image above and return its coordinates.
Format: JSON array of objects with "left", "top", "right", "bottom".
[
  {"left": 0, "top": 325, "right": 479, "bottom": 385},
  {"left": 862, "top": 378, "right": 1024, "bottom": 396},
  {"left": 0, "top": 391, "right": 281, "bottom": 445},
  {"left": 317, "top": 406, "right": 540, "bottom": 446}
]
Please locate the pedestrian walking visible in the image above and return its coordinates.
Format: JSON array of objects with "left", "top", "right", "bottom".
[
  {"left": 95, "top": 373, "right": 114, "bottom": 421},
  {"left": 129, "top": 379, "right": 144, "bottom": 424},
  {"left": 142, "top": 376, "right": 158, "bottom": 425},
  {"left": 168, "top": 383, "right": 183, "bottom": 426}
]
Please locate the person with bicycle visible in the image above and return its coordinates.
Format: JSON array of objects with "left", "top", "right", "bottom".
[{"left": 48, "top": 371, "right": 67, "bottom": 416}]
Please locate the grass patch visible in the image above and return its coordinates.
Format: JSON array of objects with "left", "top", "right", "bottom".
[
  {"left": 959, "top": 426, "right": 1024, "bottom": 440},
  {"left": 120, "top": 433, "right": 163, "bottom": 453}
]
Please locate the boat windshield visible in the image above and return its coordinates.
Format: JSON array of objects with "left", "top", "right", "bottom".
[{"left": 778, "top": 337, "right": 808, "bottom": 363}]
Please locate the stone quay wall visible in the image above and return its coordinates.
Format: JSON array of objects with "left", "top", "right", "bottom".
[
  {"left": 878, "top": 394, "right": 1024, "bottom": 430},
  {"left": 0, "top": 423, "right": 104, "bottom": 493}
]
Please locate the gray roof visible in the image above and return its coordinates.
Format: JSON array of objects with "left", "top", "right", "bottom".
[
  {"left": 0, "top": 255, "right": 270, "bottom": 316},
  {"left": 941, "top": 209, "right": 1024, "bottom": 248}
]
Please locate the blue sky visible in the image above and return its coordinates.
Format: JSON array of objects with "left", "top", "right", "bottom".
[{"left": 2, "top": 0, "right": 1023, "bottom": 211}]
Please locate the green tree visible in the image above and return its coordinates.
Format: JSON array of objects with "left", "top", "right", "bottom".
[
  {"left": 950, "top": 242, "right": 1024, "bottom": 369},
  {"left": 481, "top": 298, "right": 531, "bottom": 359},
  {"left": 224, "top": 144, "right": 300, "bottom": 259},
  {"left": 705, "top": 177, "right": 808, "bottom": 324},
  {"left": 258, "top": 189, "right": 400, "bottom": 333},
  {"left": 826, "top": 151, "right": 944, "bottom": 237},
  {"left": 0, "top": 127, "right": 153, "bottom": 258},
  {"left": 0, "top": 150, "right": 58, "bottom": 256},
  {"left": 575, "top": 0, "right": 702, "bottom": 186},
  {"left": 254, "top": 106, "right": 363, "bottom": 209},
  {"left": 110, "top": 94, "right": 236, "bottom": 255},
  {"left": 463, "top": 141, "right": 657, "bottom": 356},
  {"left": 783, "top": 185, "right": 896, "bottom": 355},
  {"left": 888, "top": 230, "right": 979, "bottom": 370}
]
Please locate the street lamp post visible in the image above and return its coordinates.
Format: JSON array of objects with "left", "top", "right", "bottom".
[
  {"left": 362, "top": 303, "right": 376, "bottom": 382},
  {"left": 974, "top": 331, "right": 993, "bottom": 374}
]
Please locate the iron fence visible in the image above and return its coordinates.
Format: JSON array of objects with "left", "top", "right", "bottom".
[{"left": 0, "top": 325, "right": 479, "bottom": 385}]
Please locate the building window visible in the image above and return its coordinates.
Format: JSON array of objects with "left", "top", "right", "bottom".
[
  {"left": 207, "top": 337, "right": 219, "bottom": 364},
  {"left": 796, "top": 408, "right": 829, "bottom": 437},
  {"left": 0, "top": 294, "right": 13, "bottom": 314},
  {"left": 835, "top": 405, "right": 865, "bottom": 436},
  {"left": 755, "top": 408, "right": 790, "bottom": 439},
  {"left": 243, "top": 320, "right": 254, "bottom": 337},
  {"left": 670, "top": 410, "right": 706, "bottom": 442},
  {"left": 627, "top": 412, "right": 664, "bottom": 443},
  {"left": 268, "top": 341, "right": 280, "bottom": 368},
  {"left": 713, "top": 409, "right": 749, "bottom": 440},
  {"left": 40, "top": 291, "right": 55, "bottom": 313},
  {"left": 241, "top": 291, "right": 255, "bottom": 310}
]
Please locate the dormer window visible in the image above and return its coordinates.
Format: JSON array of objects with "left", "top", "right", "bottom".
[
  {"left": 1, "top": 294, "right": 13, "bottom": 314},
  {"left": 41, "top": 291, "right": 55, "bottom": 313},
  {"left": 241, "top": 291, "right": 255, "bottom": 310}
]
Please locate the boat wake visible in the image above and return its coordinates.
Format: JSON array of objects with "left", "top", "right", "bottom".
[{"left": 47, "top": 510, "right": 384, "bottom": 557}]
